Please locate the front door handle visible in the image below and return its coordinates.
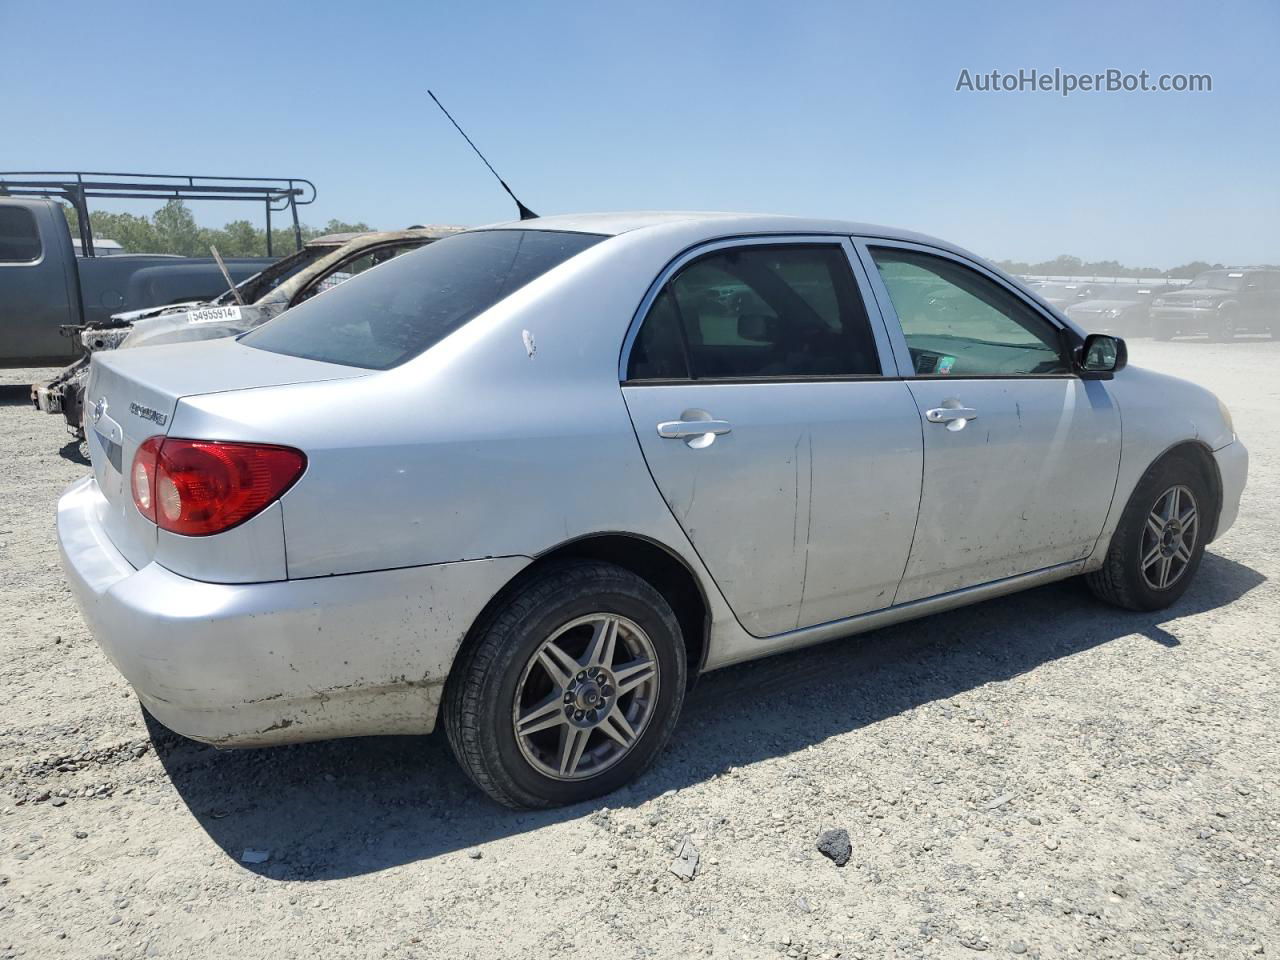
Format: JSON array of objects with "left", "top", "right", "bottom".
[
  {"left": 657, "top": 419, "right": 732, "bottom": 439},
  {"left": 925, "top": 406, "right": 978, "bottom": 423}
]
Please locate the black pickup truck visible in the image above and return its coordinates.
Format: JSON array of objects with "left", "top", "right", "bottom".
[{"left": 0, "top": 197, "right": 272, "bottom": 367}]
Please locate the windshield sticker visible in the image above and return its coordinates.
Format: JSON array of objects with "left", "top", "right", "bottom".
[
  {"left": 188, "top": 306, "right": 243, "bottom": 325},
  {"left": 937, "top": 355, "right": 956, "bottom": 375}
]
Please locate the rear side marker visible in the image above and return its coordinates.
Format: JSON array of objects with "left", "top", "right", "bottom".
[{"left": 131, "top": 437, "right": 306, "bottom": 536}]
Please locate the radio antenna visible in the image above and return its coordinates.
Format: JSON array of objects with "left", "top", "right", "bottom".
[{"left": 428, "top": 90, "right": 538, "bottom": 221}]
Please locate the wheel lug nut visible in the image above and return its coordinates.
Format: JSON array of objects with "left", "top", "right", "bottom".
[{"left": 575, "top": 710, "right": 585, "bottom": 721}]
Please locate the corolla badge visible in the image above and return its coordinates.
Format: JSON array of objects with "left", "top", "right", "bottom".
[
  {"left": 128, "top": 402, "right": 168, "bottom": 427},
  {"left": 91, "top": 397, "right": 107, "bottom": 424}
]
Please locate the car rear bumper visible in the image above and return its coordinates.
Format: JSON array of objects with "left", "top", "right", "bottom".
[
  {"left": 1212, "top": 439, "right": 1248, "bottom": 541},
  {"left": 57, "top": 476, "right": 528, "bottom": 747}
]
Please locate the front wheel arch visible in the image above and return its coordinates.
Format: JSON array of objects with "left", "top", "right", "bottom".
[
  {"left": 1088, "top": 441, "right": 1220, "bottom": 610},
  {"left": 1154, "top": 441, "right": 1223, "bottom": 542},
  {"left": 1101, "top": 440, "right": 1223, "bottom": 558}
]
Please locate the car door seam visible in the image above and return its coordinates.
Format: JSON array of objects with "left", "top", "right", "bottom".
[
  {"left": 795, "top": 431, "right": 815, "bottom": 629},
  {"left": 891, "top": 381, "right": 930, "bottom": 607},
  {"left": 1089, "top": 385, "right": 1127, "bottom": 561},
  {"left": 617, "top": 385, "right": 756, "bottom": 637}
]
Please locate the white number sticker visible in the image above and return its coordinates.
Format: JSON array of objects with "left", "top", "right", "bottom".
[{"left": 187, "top": 306, "right": 243, "bottom": 325}]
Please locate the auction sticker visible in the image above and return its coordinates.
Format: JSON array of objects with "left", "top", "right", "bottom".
[{"left": 188, "top": 306, "right": 243, "bottom": 325}]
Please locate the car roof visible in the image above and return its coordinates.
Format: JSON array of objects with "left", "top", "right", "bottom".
[
  {"left": 310, "top": 225, "right": 467, "bottom": 246},
  {"left": 481, "top": 211, "right": 968, "bottom": 254}
]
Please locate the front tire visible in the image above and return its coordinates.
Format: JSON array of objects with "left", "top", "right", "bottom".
[
  {"left": 443, "top": 560, "right": 687, "bottom": 808},
  {"left": 1086, "top": 451, "right": 1214, "bottom": 611},
  {"left": 1211, "top": 308, "right": 1238, "bottom": 342}
]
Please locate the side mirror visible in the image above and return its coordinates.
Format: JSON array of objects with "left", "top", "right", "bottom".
[
  {"left": 1078, "top": 333, "right": 1128, "bottom": 378},
  {"left": 737, "top": 313, "right": 778, "bottom": 343}
]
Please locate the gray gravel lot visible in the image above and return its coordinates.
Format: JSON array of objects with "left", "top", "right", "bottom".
[{"left": 0, "top": 341, "right": 1276, "bottom": 960}]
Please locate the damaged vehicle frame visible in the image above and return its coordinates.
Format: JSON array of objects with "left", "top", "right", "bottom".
[
  {"left": 34, "top": 226, "right": 460, "bottom": 433},
  {"left": 58, "top": 213, "right": 1247, "bottom": 809}
]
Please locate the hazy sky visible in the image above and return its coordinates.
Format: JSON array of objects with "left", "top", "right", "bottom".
[{"left": 3, "top": 0, "right": 1276, "bottom": 266}]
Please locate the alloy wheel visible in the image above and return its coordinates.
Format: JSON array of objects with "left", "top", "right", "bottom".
[
  {"left": 1140, "top": 484, "right": 1199, "bottom": 590},
  {"left": 512, "top": 614, "right": 660, "bottom": 781}
]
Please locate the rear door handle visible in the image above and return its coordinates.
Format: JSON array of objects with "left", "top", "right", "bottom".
[
  {"left": 925, "top": 406, "right": 978, "bottom": 424},
  {"left": 657, "top": 419, "right": 732, "bottom": 439}
]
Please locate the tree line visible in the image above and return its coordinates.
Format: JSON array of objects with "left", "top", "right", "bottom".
[{"left": 62, "top": 199, "right": 373, "bottom": 258}]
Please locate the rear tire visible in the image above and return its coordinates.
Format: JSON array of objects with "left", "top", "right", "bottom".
[
  {"left": 1086, "top": 451, "right": 1214, "bottom": 611},
  {"left": 1152, "top": 318, "right": 1174, "bottom": 341},
  {"left": 443, "top": 560, "right": 687, "bottom": 808}
]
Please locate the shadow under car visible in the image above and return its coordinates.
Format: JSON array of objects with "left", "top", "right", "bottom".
[{"left": 146, "top": 550, "right": 1265, "bottom": 880}]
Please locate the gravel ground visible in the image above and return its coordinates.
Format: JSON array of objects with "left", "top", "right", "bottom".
[{"left": 0, "top": 341, "right": 1276, "bottom": 960}]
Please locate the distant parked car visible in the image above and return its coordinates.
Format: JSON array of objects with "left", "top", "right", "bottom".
[
  {"left": 1065, "top": 284, "right": 1179, "bottom": 338},
  {"left": 1149, "top": 268, "right": 1280, "bottom": 340},
  {"left": 58, "top": 213, "right": 1247, "bottom": 808},
  {"left": 1028, "top": 281, "right": 1106, "bottom": 312}
]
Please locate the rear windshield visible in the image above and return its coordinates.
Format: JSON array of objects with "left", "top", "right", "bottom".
[{"left": 241, "top": 229, "right": 604, "bottom": 369}]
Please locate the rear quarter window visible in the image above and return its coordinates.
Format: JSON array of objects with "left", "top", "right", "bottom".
[
  {"left": 242, "top": 230, "right": 604, "bottom": 369},
  {"left": 0, "top": 206, "right": 42, "bottom": 262}
]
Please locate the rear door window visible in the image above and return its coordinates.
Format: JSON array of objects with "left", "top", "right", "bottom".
[
  {"left": 0, "top": 206, "right": 42, "bottom": 262},
  {"left": 627, "top": 244, "right": 881, "bottom": 380},
  {"left": 243, "top": 230, "right": 604, "bottom": 369}
]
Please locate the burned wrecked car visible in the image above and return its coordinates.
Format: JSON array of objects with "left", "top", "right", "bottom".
[{"left": 33, "top": 226, "right": 462, "bottom": 435}]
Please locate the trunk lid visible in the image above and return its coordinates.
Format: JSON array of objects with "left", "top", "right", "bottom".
[{"left": 84, "top": 337, "right": 366, "bottom": 569}]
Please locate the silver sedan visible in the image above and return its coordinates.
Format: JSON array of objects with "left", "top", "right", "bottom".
[{"left": 57, "top": 213, "right": 1248, "bottom": 807}]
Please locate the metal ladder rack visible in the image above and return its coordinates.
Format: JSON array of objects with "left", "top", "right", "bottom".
[{"left": 0, "top": 170, "right": 316, "bottom": 257}]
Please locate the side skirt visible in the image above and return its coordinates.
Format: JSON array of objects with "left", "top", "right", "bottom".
[{"left": 705, "top": 560, "right": 1089, "bottom": 670}]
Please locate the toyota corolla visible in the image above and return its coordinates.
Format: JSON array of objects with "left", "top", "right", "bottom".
[{"left": 57, "top": 213, "right": 1248, "bottom": 808}]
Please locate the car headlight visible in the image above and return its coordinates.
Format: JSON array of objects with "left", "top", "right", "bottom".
[
  {"left": 1152, "top": 298, "right": 1166, "bottom": 306},
  {"left": 1218, "top": 398, "right": 1235, "bottom": 439},
  {"left": 1103, "top": 308, "right": 1121, "bottom": 318}
]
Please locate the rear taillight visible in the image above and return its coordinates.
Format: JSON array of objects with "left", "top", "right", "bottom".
[
  {"left": 131, "top": 436, "right": 164, "bottom": 522},
  {"left": 130, "top": 437, "right": 306, "bottom": 536}
]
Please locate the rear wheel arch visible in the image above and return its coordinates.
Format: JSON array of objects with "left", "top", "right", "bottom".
[{"left": 448, "top": 533, "right": 710, "bottom": 696}]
